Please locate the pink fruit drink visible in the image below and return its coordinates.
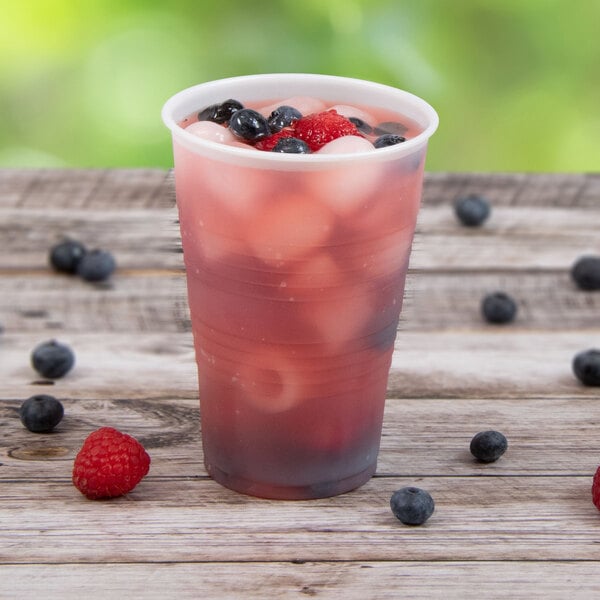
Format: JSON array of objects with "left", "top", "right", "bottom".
[{"left": 162, "top": 74, "right": 438, "bottom": 499}]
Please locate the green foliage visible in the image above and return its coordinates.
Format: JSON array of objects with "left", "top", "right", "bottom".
[{"left": 1, "top": 0, "right": 598, "bottom": 171}]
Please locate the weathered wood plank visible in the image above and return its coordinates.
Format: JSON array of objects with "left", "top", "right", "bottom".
[
  {"left": 1, "top": 561, "right": 599, "bottom": 600},
  {"left": 1, "top": 332, "right": 596, "bottom": 400},
  {"left": 2, "top": 397, "right": 600, "bottom": 479},
  {"left": 2, "top": 169, "right": 598, "bottom": 210},
  {"left": 2, "top": 270, "right": 598, "bottom": 334},
  {"left": 0, "top": 170, "right": 598, "bottom": 270},
  {"left": 0, "top": 476, "right": 598, "bottom": 563},
  {"left": 0, "top": 169, "right": 175, "bottom": 209},
  {"left": 1, "top": 203, "right": 597, "bottom": 270}
]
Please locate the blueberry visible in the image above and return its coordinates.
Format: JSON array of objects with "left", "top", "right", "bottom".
[
  {"left": 272, "top": 137, "right": 311, "bottom": 154},
  {"left": 454, "top": 194, "right": 491, "bottom": 226},
  {"left": 19, "top": 394, "right": 64, "bottom": 433},
  {"left": 373, "top": 134, "right": 406, "bottom": 148},
  {"left": 470, "top": 430, "right": 508, "bottom": 463},
  {"left": 198, "top": 99, "right": 243, "bottom": 124},
  {"left": 228, "top": 108, "right": 270, "bottom": 142},
  {"left": 390, "top": 487, "right": 435, "bottom": 526},
  {"left": 49, "top": 239, "right": 87, "bottom": 274},
  {"left": 348, "top": 117, "right": 373, "bottom": 134},
  {"left": 573, "top": 349, "right": 600, "bottom": 387},
  {"left": 374, "top": 121, "right": 409, "bottom": 136},
  {"left": 77, "top": 249, "right": 116, "bottom": 282},
  {"left": 571, "top": 255, "right": 600, "bottom": 291},
  {"left": 267, "top": 105, "right": 302, "bottom": 133},
  {"left": 481, "top": 292, "right": 518, "bottom": 324},
  {"left": 31, "top": 340, "right": 75, "bottom": 379}
]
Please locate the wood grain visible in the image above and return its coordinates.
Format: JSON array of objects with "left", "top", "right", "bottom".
[
  {"left": 0, "top": 476, "right": 599, "bottom": 563},
  {"left": 1, "top": 562, "right": 599, "bottom": 600},
  {"left": 1, "top": 169, "right": 600, "bottom": 597},
  {"left": 2, "top": 397, "right": 600, "bottom": 479}
]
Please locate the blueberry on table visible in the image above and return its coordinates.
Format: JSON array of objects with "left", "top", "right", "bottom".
[
  {"left": 390, "top": 487, "right": 435, "bottom": 525},
  {"left": 454, "top": 194, "right": 491, "bottom": 226},
  {"left": 49, "top": 239, "right": 87, "bottom": 274},
  {"left": 19, "top": 394, "right": 64, "bottom": 433},
  {"left": 267, "top": 105, "right": 302, "bottom": 132},
  {"left": 31, "top": 339, "right": 75, "bottom": 379},
  {"left": 271, "top": 137, "right": 311, "bottom": 154},
  {"left": 470, "top": 430, "right": 508, "bottom": 463},
  {"left": 77, "top": 249, "right": 116, "bottom": 282},
  {"left": 481, "top": 292, "right": 517, "bottom": 324},
  {"left": 373, "top": 134, "right": 406, "bottom": 148},
  {"left": 228, "top": 108, "right": 270, "bottom": 142},
  {"left": 572, "top": 349, "right": 600, "bottom": 387},
  {"left": 571, "top": 255, "right": 600, "bottom": 291}
]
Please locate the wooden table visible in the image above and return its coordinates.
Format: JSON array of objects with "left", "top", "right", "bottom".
[{"left": 1, "top": 169, "right": 599, "bottom": 598}]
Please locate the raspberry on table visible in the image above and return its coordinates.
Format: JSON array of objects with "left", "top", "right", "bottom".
[
  {"left": 390, "top": 486, "right": 435, "bottom": 525},
  {"left": 72, "top": 427, "right": 151, "bottom": 500},
  {"left": 593, "top": 466, "right": 600, "bottom": 511}
]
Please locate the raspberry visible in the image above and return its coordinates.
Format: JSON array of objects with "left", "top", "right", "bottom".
[
  {"left": 593, "top": 466, "right": 600, "bottom": 510},
  {"left": 254, "top": 129, "right": 295, "bottom": 151},
  {"left": 72, "top": 427, "right": 151, "bottom": 499},
  {"left": 293, "top": 110, "right": 361, "bottom": 151}
]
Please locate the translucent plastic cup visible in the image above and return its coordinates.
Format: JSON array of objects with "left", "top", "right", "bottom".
[{"left": 162, "top": 74, "right": 437, "bottom": 499}]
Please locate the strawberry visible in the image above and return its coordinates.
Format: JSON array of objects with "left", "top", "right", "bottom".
[
  {"left": 254, "top": 129, "right": 295, "bottom": 151},
  {"left": 593, "top": 465, "right": 600, "bottom": 510},
  {"left": 292, "top": 110, "right": 361, "bottom": 151},
  {"left": 72, "top": 427, "right": 151, "bottom": 499}
]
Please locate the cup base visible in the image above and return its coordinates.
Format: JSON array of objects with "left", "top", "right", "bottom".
[{"left": 205, "top": 461, "right": 377, "bottom": 500}]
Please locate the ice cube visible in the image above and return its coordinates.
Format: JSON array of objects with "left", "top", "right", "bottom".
[
  {"left": 185, "top": 120, "right": 237, "bottom": 144},
  {"left": 305, "top": 288, "right": 374, "bottom": 346},
  {"left": 235, "top": 348, "right": 305, "bottom": 413},
  {"left": 246, "top": 195, "right": 334, "bottom": 265},
  {"left": 257, "top": 96, "right": 327, "bottom": 118},
  {"left": 329, "top": 104, "right": 376, "bottom": 126},
  {"left": 316, "top": 135, "right": 374, "bottom": 155},
  {"left": 305, "top": 138, "right": 384, "bottom": 215}
]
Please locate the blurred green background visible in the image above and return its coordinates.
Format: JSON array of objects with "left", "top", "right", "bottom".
[{"left": 1, "top": 0, "right": 598, "bottom": 172}]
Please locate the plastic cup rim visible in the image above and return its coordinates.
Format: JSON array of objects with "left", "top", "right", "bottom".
[{"left": 161, "top": 73, "right": 438, "bottom": 166}]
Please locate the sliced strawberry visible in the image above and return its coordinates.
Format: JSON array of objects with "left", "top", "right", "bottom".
[
  {"left": 293, "top": 110, "right": 362, "bottom": 152},
  {"left": 255, "top": 129, "right": 295, "bottom": 151}
]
